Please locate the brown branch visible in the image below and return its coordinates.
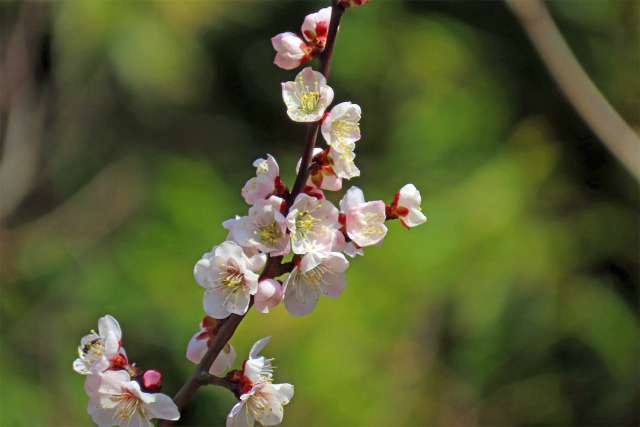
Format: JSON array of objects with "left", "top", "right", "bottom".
[
  {"left": 158, "top": 2, "right": 348, "bottom": 424},
  {"left": 505, "top": 0, "right": 640, "bottom": 182},
  {"left": 285, "top": 0, "right": 346, "bottom": 213}
]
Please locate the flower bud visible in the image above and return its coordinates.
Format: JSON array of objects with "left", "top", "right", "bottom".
[{"left": 142, "top": 369, "right": 163, "bottom": 392}]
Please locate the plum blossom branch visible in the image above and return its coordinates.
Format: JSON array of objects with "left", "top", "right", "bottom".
[
  {"left": 157, "top": 3, "right": 346, "bottom": 424},
  {"left": 285, "top": 0, "right": 346, "bottom": 212}
]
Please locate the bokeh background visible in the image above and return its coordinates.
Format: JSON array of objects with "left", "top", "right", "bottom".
[{"left": 1, "top": 0, "right": 638, "bottom": 425}]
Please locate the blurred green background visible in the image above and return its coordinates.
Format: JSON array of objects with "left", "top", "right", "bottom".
[{"left": 1, "top": 0, "right": 638, "bottom": 425}]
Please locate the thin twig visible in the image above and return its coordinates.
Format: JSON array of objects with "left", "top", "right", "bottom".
[{"left": 505, "top": 0, "right": 640, "bottom": 181}]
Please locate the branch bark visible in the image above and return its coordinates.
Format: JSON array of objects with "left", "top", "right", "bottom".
[{"left": 505, "top": 0, "right": 640, "bottom": 181}]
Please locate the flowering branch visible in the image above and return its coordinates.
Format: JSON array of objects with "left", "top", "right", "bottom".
[
  {"left": 160, "top": 2, "right": 346, "bottom": 424},
  {"left": 285, "top": 0, "right": 345, "bottom": 212},
  {"left": 75, "top": 1, "right": 429, "bottom": 426}
]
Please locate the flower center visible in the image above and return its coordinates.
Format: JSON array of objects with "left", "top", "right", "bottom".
[
  {"left": 221, "top": 270, "right": 246, "bottom": 293},
  {"left": 295, "top": 210, "right": 318, "bottom": 235},
  {"left": 293, "top": 79, "right": 321, "bottom": 114},
  {"left": 331, "top": 116, "right": 357, "bottom": 146},
  {"left": 112, "top": 390, "right": 143, "bottom": 421},
  {"left": 258, "top": 222, "right": 283, "bottom": 247}
]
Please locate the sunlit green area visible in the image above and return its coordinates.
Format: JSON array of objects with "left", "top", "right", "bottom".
[{"left": 1, "top": 1, "right": 638, "bottom": 425}]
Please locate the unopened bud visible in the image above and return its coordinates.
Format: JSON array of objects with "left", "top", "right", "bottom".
[{"left": 143, "top": 370, "right": 163, "bottom": 392}]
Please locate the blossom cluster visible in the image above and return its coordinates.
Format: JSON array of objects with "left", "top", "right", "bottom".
[
  {"left": 73, "top": 315, "right": 180, "bottom": 426},
  {"left": 186, "top": 3, "right": 426, "bottom": 426},
  {"left": 74, "top": 2, "right": 426, "bottom": 426}
]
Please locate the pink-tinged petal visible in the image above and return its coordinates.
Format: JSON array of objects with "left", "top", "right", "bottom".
[
  {"left": 246, "top": 253, "right": 267, "bottom": 272},
  {"left": 186, "top": 331, "right": 209, "bottom": 364},
  {"left": 226, "top": 288, "right": 252, "bottom": 315},
  {"left": 255, "top": 279, "right": 283, "bottom": 313},
  {"left": 210, "top": 343, "right": 236, "bottom": 376},
  {"left": 344, "top": 241, "right": 364, "bottom": 257},
  {"left": 215, "top": 241, "right": 246, "bottom": 264},
  {"left": 299, "top": 251, "right": 325, "bottom": 273},
  {"left": 339, "top": 186, "right": 365, "bottom": 212},
  {"left": 283, "top": 277, "right": 320, "bottom": 316},
  {"left": 256, "top": 383, "right": 294, "bottom": 425},
  {"left": 301, "top": 7, "right": 332, "bottom": 42},
  {"left": 83, "top": 372, "right": 102, "bottom": 395}
]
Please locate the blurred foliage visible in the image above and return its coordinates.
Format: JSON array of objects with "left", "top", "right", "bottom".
[{"left": 1, "top": 0, "right": 638, "bottom": 426}]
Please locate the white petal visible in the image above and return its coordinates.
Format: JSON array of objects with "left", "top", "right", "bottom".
[
  {"left": 249, "top": 336, "right": 271, "bottom": 359},
  {"left": 144, "top": 392, "right": 180, "bottom": 421}
]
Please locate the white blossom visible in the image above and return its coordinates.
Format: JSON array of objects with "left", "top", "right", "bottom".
[
  {"left": 282, "top": 251, "right": 348, "bottom": 316},
  {"left": 194, "top": 242, "right": 266, "bottom": 318},
  {"left": 271, "top": 32, "right": 309, "bottom": 70},
  {"left": 282, "top": 67, "right": 334, "bottom": 123},
  {"left": 73, "top": 315, "right": 125, "bottom": 375},
  {"left": 321, "top": 102, "right": 361, "bottom": 152},
  {"left": 84, "top": 370, "right": 179, "bottom": 427},
  {"left": 233, "top": 197, "right": 290, "bottom": 256},
  {"left": 285, "top": 193, "right": 338, "bottom": 254},
  {"left": 394, "top": 183, "right": 427, "bottom": 228},
  {"left": 339, "top": 186, "right": 387, "bottom": 247}
]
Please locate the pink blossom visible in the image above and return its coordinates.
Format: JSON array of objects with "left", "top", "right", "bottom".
[
  {"left": 282, "top": 251, "right": 348, "bottom": 316},
  {"left": 285, "top": 193, "right": 339, "bottom": 254},
  {"left": 186, "top": 316, "right": 237, "bottom": 376},
  {"left": 271, "top": 32, "right": 310, "bottom": 70},
  {"left": 339, "top": 186, "right": 387, "bottom": 247},
  {"left": 301, "top": 7, "right": 332, "bottom": 42},
  {"left": 233, "top": 196, "right": 290, "bottom": 256},
  {"left": 254, "top": 278, "right": 284, "bottom": 314},
  {"left": 321, "top": 102, "right": 361, "bottom": 152},
  {"left": 241, "top": 154, "right": 280, "bottom": 205}
]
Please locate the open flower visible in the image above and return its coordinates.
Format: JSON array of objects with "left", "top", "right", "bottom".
[
  {"left": 387, "top": 183, "right": 427, "bottom": 229},
  {"left": 194, "top": 242, "right": 267, "bottom": 318},
  {"left": 73, "top": 315, "right": 126, "bottom": 375},
  {"left": 85, "top": 370, "right": 179, "bottom": 427},
  {"left": 242, "top": 155, "right": 281, "bottom": 205},
  {"left": 283, "top": 251, "right": 349, "bottom": 316},
  {"left": 282, "top": 67, "right": 334, "bottom": 122},
  {"left": 285, "top": 193, "right": 339, "bottom": 254},
  {"left": 233, "top": 196, "right": 290, "bottom": 256},
  {"left": 339, "top": 186, "right": 387, "bottom": 247},
  {"left": 321, "top": 102, "right": 361, "bottom": 152},
  {"left": 186, "top": 316, "right": 237, "bottom": 375},
  {"left": 271, "top": 32, "right": 310, "bottom": 70},
  {"left": 226, "top": 337, "right": 294, "bottom": 427},
  {"left": 329, "top": 145, "right": 360, "bottom": 179}
]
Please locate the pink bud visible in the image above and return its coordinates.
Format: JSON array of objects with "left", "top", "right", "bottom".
[
  {"left": 143, "top": 370, "right": 163, "bottom": 392},
  {"left": 254, "top": 278, "right": 284, "bottom": 313}
]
